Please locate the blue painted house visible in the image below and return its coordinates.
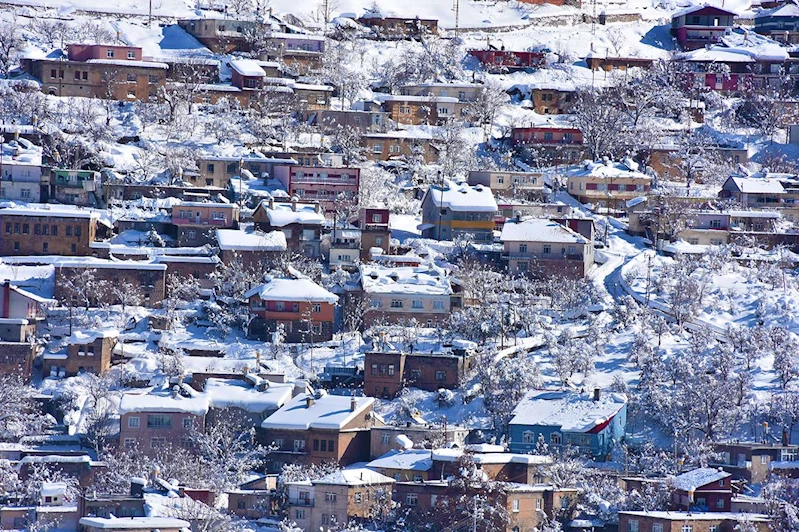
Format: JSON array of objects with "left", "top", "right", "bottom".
[
  {"left": 755, "top": 1, "right": 799, "bottom": 44},
  {"left": 507, "top": 389, "right": 627, "bottom": 460}
]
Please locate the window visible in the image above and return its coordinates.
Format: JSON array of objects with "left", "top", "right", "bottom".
[
  {"left": 435, "top": 370, "right": 446, "bottom": 381},
  {"left": 294, "top": 439, "right": 305, "bottom": 452},
  {"left": 50, "top": 69, "right": 56, "bottom": 78},
  {"left": 628, "top": 520, "right": 639, "bottom": 532},
  {"left": 543, "top": 244, "right": 551, "bottom": 254},
  {"left": 551, "top": 432, "right": 562, "bottom": 445},
  {"left": 536, "top": 498, "right": 542, "bottom": 510},
  {"left": 412, "top": 300, "right": 423, "bottom": 309},
  {"left": 276, "top": 302, "right": 285, "bottom": 311},
  {"left": 381, "top": 433, "right": 390, "bottom": 444},
  {"left": 207, "top": 163, "right": 215, "bottom": 173},
  {"left": 182, "top": 418, "right": 193, "bottom": 429},
  {"left": 237, "top": 499, "right": 246, "bottom": 509},
  {"left": 51, "top": 225, "right": 57, "bottom": 235},
  {"left": 718, "top": 479, "right": 725, "bottom": 487},
  {"left": 512, "top": 499, "right": 520, "bottom": 512},
  {"left": 325, "top": 492, "right": 337, "bottom": 502},
  {"left": 66, "top": 226, "right": 72, "bottom": 236},
  {"left": 372, "top": 143, "right": 383, "bottom": 153},
  {"left": 390, "top": 299, "right": 403, "bottom": 308},
  {"left": 124, "top": 438, "right": 136, "bottom": 449},
  {"left": 312, "top": 303, "right": 321, "bottom": 313},
  {"left": 433, "top": 300, "right": 445, "bottom": 310},
  {"left": 716, "top": 498, "right": 724, "bottom": 508},
  {"left": 410, "top": 369, "right": 421, "bottom": 380},
  {"left": 295, "top": 509, "right": 305, "bottom": 519},
  {"left": 149, "top": 75, "right": 158, "bottom": 83},
  {"left": 652, "top": 525, "right": 663, "bottom": 532},
  {"left": 523, "top": 431, "right": 535, "bottom": 444},
  {"left": 519, "top": 243, "right": 528, "bottom": 253},
  {"left": 126, "top": 73, "right": 136, "bottom": 82},
  {"left": 681, "top": 526, "right": 693, "bottom": 532},
  {"left": 406, "top": 493, "right": 418, "bottom": 506},
  {"left": 42, "top": 242, "right": 48, "bottom": 252},
  {"left": 13, "top": 223, "right": 19, "bottom": 234},
  {"left": 13, "top": 242, "right": 19, "bottom": 252},
  {"left": 147, "top": 414, "right": 172, "bottom": 428},
  {"left": 128, "top": 416, "right": 140, "bottom": 428},
  {"left": 22, "top": 224, "right": 28, "bottom": 234},
  {"left": 355, "top": 492, "right": 363, "bottom": 503},
  {"left": 127, "top": 50, "right": 135, "bottom": 59},
  {"left": 388, "top": 364, "right": 395, "bottom": 376},
  {"left": 150, "top": 437, "right": 166, "bottom": 449},
  {"left": 74, "top": 226, "right": 81, "bottom": 237},
  {"left": 372, "top": 213, "right": 382, "bottom": 223},
  {"left": 708, "top": 526, "right": 718, "bottom": 532},
  {"left": 107, "top": 49, "right": 115, "bottom": 58},
  {"left": 34, "top": 224, "right": 40, "bottom": 235}
]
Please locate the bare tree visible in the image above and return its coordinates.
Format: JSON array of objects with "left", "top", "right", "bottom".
[
  {"left": 0, "top": 20, "right": 22, "bottom": 78},
  {"left": 573, "top": 88, "right": 630, "bottom": 160}
]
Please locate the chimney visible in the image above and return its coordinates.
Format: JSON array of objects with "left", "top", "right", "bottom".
[
  {"left": 306, "top": 395, "right": 315, "bottom": 408},
  {"left": 783, "top": 427, "right": 790, "bottom": 446},
  {"left": 350, "top": 396, "right": 357, "bottom": 412},
  {"left": 130, "top": 477, "right": 146, "bottom": 498},
  {"left": 315, "top": 203, "right": 324, "bottom": 215},
  {"left": 171, "top": 385, "right": 180, "bottom": 398},
  {"left": 593, "top": 388, "right": 601, "bottom": 401},
  {"left": 256, "top": 351, "right": 261, "bottom": 368},
  {"left": 292, "top": 198, "right": 298, "bottom": 211}
]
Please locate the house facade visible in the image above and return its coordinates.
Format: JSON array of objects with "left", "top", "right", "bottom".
[
  {"left": 252, "top": 199, "right": 325, "bottom": 258},
  {"left": 62, "top": 329, "right": 118, "bottom": 378},
  {"left": 500, "top": 217, "right": 594, "bottom": 278},
  {"left": 511, "top": 126, "right": 588, "bottom": 165},
  {"left": 360, "top": 264, "right": 453, "bottom": 327},
  {"left": 118, "top": 388, "right": 209, "bottom": 454},
  {"left": 260, "top": 392, "right": 377, "bottom": 472},
  {"left": 0, "top": 205, "right": 107, "bottom": 256},
  {"left": 363, "top": 349, "right": 473, "bottom": 398},
  {"left": 170, "top": 202, "right": 239, "bottom": 247},
  {"left": 671, "top": 468, "right": 733, "bottom": 512},
  {"left": 23, "top": 44, "right": 167, "bottom": 100},
  {"left": 619, "top": 511, "right": 770, "bottom": 532},
  {"left": 287, "top": 468, "right": 394, "bottom": 531},
  {"left": 274, "top": 165, "right": 360, "bottom": 212},
  {"left": 420, "top": 181, "right": 498, "bottom": 242},
  {"left": 468, "top": 170, "right": 545, "bottom": 199},
  {"left": 468, "top": 49, "right": 545, "bottom": 72},
  {"left": 508, "top": 388, "right": 628, "bottom": 459},
  {"left": 566, "top": 159, "right": 652, "bottom": 213},
  {"left": 670, "top": 5, "right": 737, "bottom": 50},
  {"left": 244, "top": 274, "right": 338, "bottom": 343}
]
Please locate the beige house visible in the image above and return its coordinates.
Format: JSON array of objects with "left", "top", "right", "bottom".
[
  {"left": 399, "top": 82, "right": 485, "bottom": 102},
  {"left": 565, "top": 159, "right": 652, "bottom": 213},
  {"left": 360, "top": 264, "right": 453, "bottom": 327},
  {"left": 500, "top": 217, "right": 594, "bottom": 279},
  {"left": 467, "top": 170, "right": 545, "bottom": 198},
  {"left": 286, "top": 468, "right": 394, "bottom": 531}
]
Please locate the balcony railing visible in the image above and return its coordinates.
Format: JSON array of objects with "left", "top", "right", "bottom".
[
  {"left": 288, "top": 498, "right": 314, "bottom": 507},
  {"left": 172, "top": 217, "right": 229, "bottom": 226},
  {"left": 503, "top": 252, "right": 584, "bottom": 261},
  {"left": 291, "top": 175, "right": 358, "bottom": 184}
]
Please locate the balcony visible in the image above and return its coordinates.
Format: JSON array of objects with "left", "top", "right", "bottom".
[
  {"left": 172, "top": 217, "right": 229, "bottom": 226},
  {"left": 288, "top": 498, "right": 314, "bottom": 507},
  {"left": 291, "top": 175, "right": 358, "bottom": 185},
  {"left": 503, "top": 252, "right": 584, "bottom": 261}
]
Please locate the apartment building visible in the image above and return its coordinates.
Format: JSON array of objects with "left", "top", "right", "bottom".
[
  {"left": 420, "top": 181, "right": 498, "bottom": 242},
  {"left": 0, "top": 205, "right": 109, "bottom": 256},
  {"left": 273, "top": 165, "right": 360, "bottom": 213},
  {"left": 360, "top": 264, "right": 453, "bottom": 327}
]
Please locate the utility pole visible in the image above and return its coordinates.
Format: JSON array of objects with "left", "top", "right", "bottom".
[
  {"left": 453, "top": 0, "right": 460, "bottom": 36},
  {"left": 148, "top": 0, "right": 153, "bottom": 27}
]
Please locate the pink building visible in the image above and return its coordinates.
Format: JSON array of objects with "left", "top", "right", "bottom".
[
  {"left": 66, "top": 44, "right": 144, "bottom": 62},
  {"left": 118, "top": 388, "right": 209, "bottom": 455},
  {"left": 273, "top": 165, "right": 360, "bottom": 213}
]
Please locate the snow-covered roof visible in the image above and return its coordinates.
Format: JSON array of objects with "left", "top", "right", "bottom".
[
  {"left": 229, "top": 59, "right": 267, "bottom": 77},
  {"left": 118, "top": 389, "right": 209, "bottom": 416},
  {"left": 728, "top": 176, "right": 786, "bottom": 194},
  {"left": 40, "top": 482, "right": 67, "bottom": 496},
  {"left": 260, "top": 201, "right": 325, "bottom": 227},
  {"left": 216, "top": 227, "right": 287, "bottom": 252},
  {"left": 671, "top": 467, "right": 731, "bottom": 491},
  {"left": 261, "top": 392, "right": 373, "bottom": 430},
  {"left": 0, "top": 203, "right": 102, "bottom": 219},
  {"left": 78, "top": 517, "right": 191, "bottom": 529},
  {"left": 508, "top": 389, "right": 627, "bottom": 433},
  {"left": 66, "top": 329, "right": 118, "bottom": 345},
  {"left": 672, "top": 3, "right": 737, "bottom": 18},
  {"left": 680, "top": 47, "right": 756, "bottom": 63},
  {"left": 679, "top": 29, "right": 789, "bottom": 63},
  {"left": 426, "top": 180, "right": 498, "bottom": 212},
  {"left": 367, "top": 449, "right": 434, "bottom": 471},
  {"left": 50, "top": 257, "right": 167, "bottom": 271},
  {"left": 757, "top": 1, "right": 799, "bottom": 18},
  {"left": 500, "top": 218, "right": 588, "bottom": 244},
  {"left": 360, "top": 264, "right": 452, "bottom": 296},
  {"left": 567, "top": 159, "right": 651, "bottom": 181},
  {"left": 205, "top": 378, "right": 293, "bottom": 413},
  {"left": 313, "top": 467, "right": 394, "bottom": 486},
  {"left": 243, "top": 275, "right": 338, "bottom": 304}
]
